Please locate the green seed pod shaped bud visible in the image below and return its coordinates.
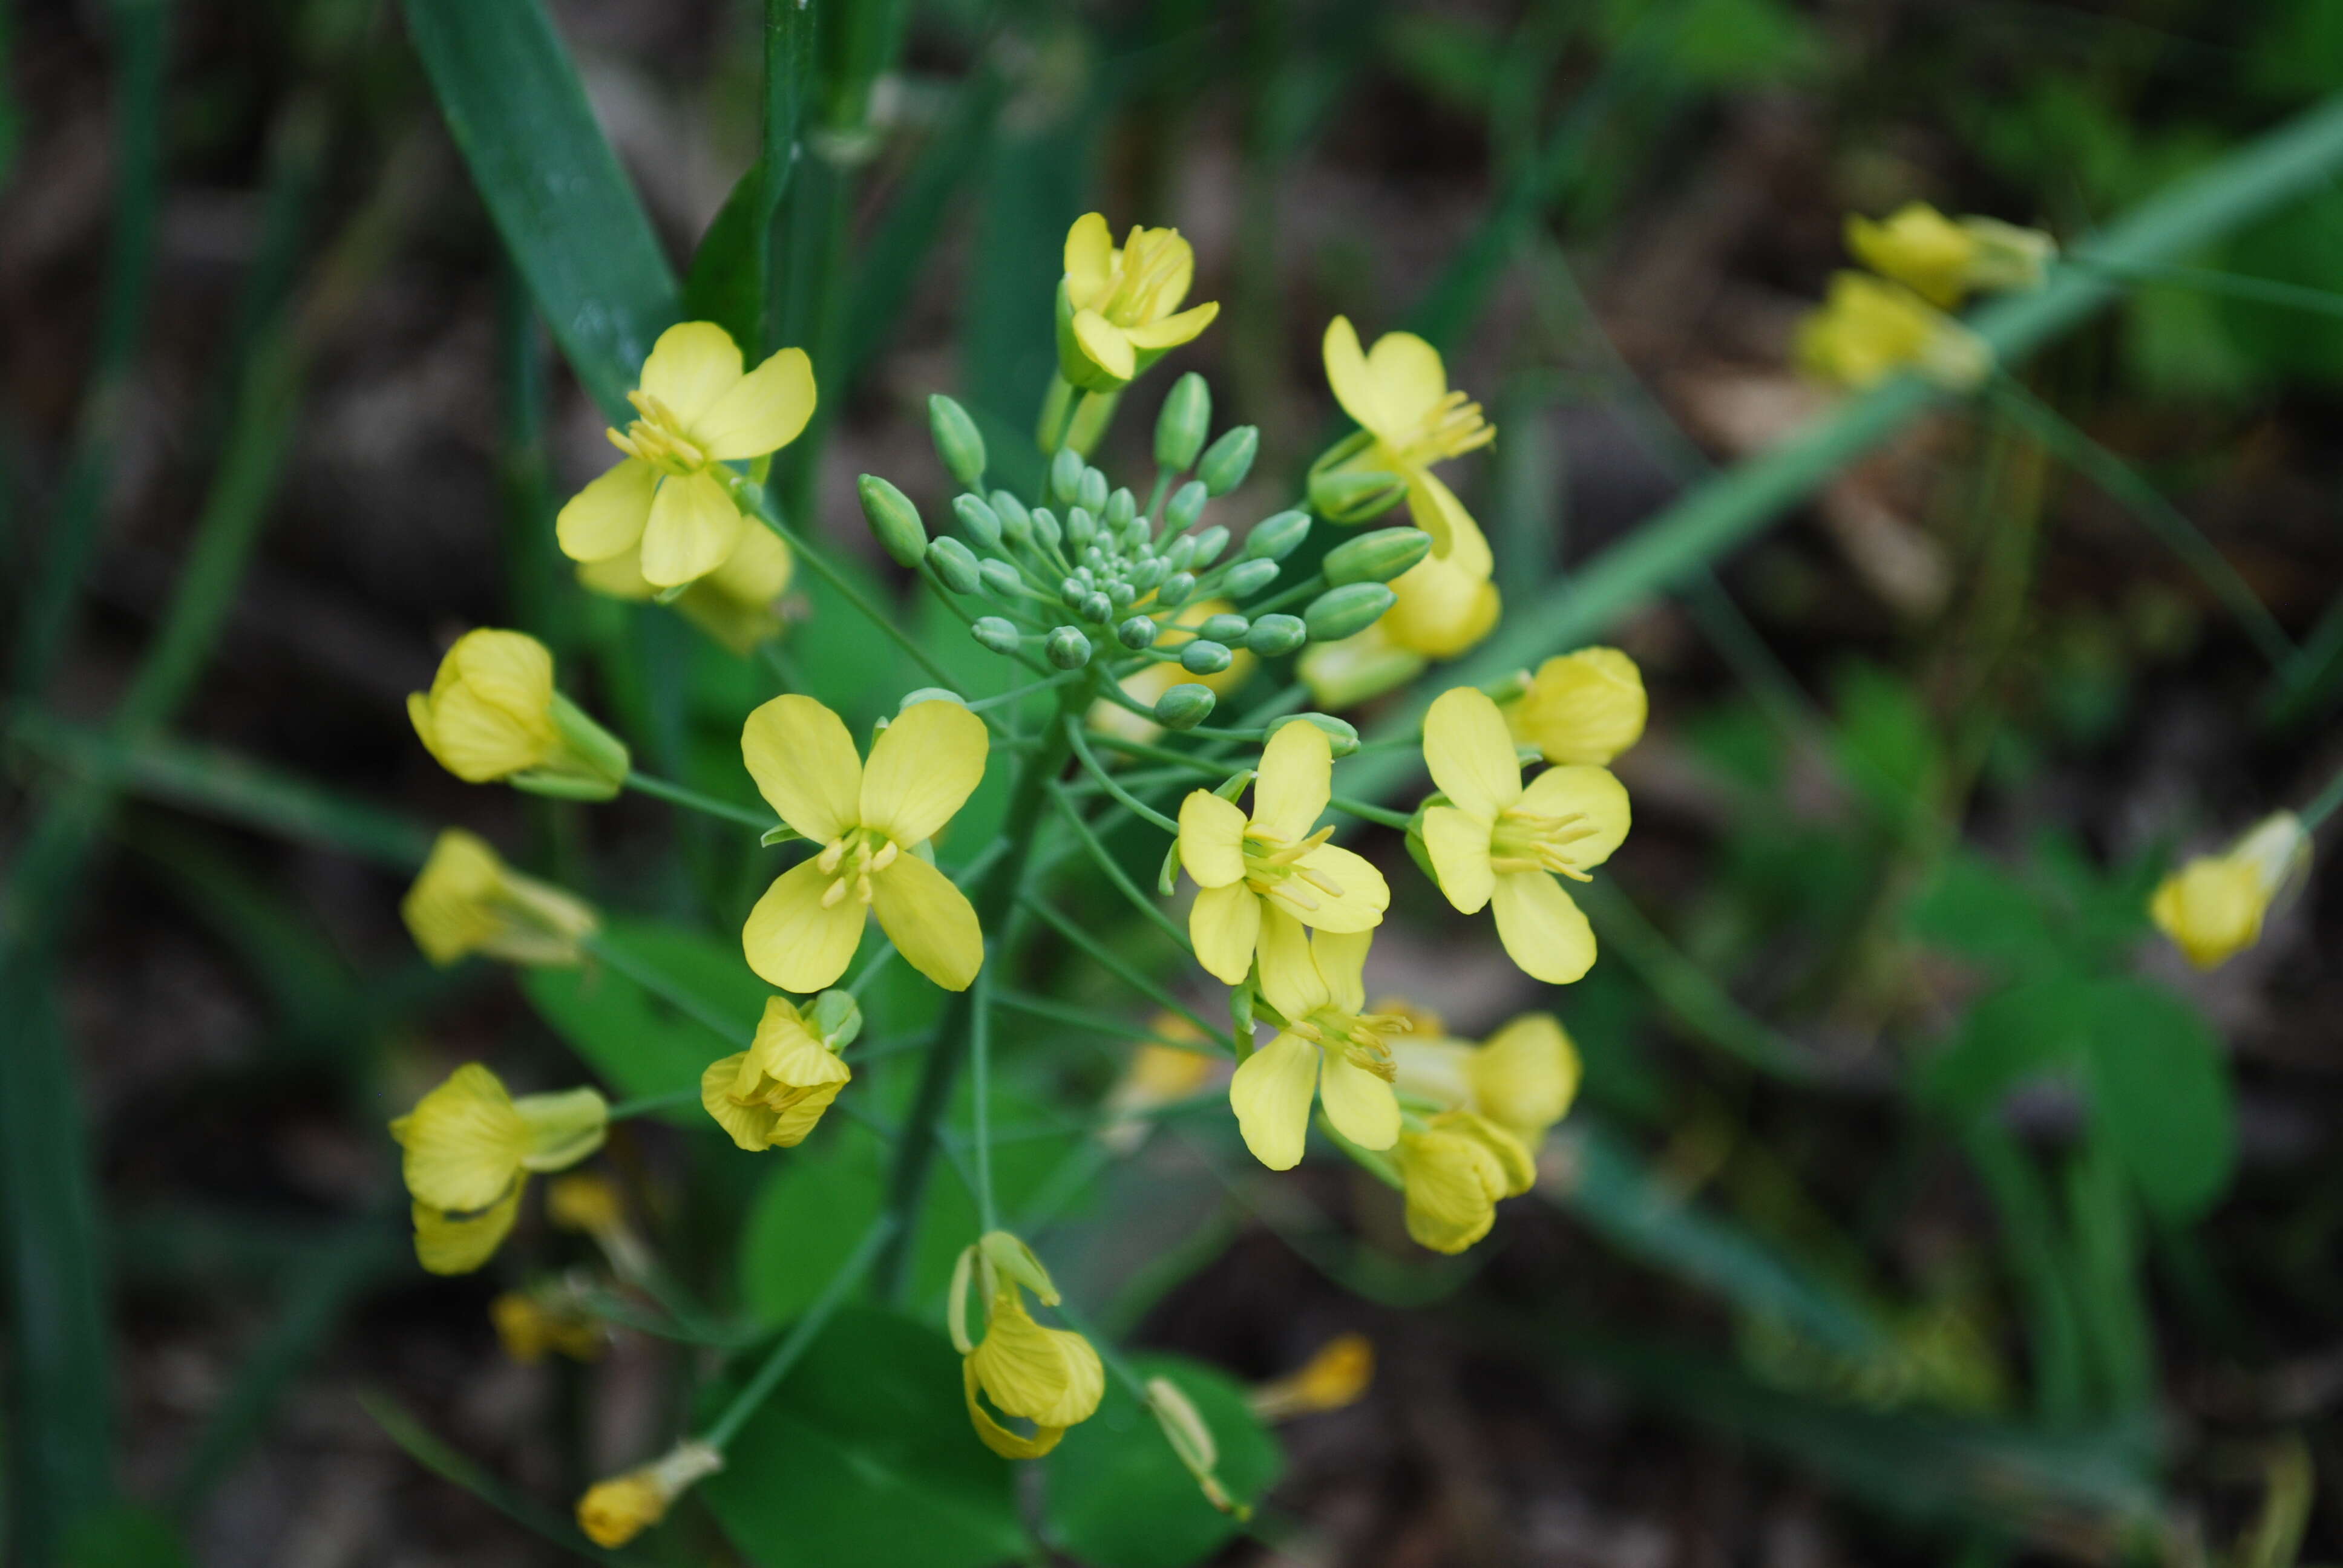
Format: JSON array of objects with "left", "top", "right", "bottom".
[
  {"left": 900, "top": 686, "right": 965, "bottom": 710},
  {"left": 989, "top": 489, "right": 1032, "bottom": 545},
  {"left": 928, "top": 535, "right": 981, "bottom": 593},
  {"left": 1080, "top": 592, "right": 1113, "bottom": 624},
  {"left": 1246, "top": 613, "right": 1306, "bottom": 656},
  {"left": 1047, "top": 626, "right": 1093, "bottom": 669},
  {"left": 1221, "top": 558, "right": 1279, "bottom": 598},
  {"left": 1324, "top": 526, "right": 1433, "bottom": 585},
  {"left": 1122, "top": 513, "right": 1153, "bottom": 550},
  {"left": 1132, "top": 558, "right": 1170, "bottom": 593},
  {"left": 1050, "top": 445, "right": 1086, "bottom": 504},
  {"left": 1155, "top": 372, "right": 1212, "bottom": 472},
  {"left": 1117, "top": 615, "right": 1159, "bottom": 650},
  {"left": 1107, "top": 580, "right": 1136, "bottom": 609},
  {"left": 807, "top": 988, "right": 863, "bottom": 1050},
  {"left": 978, "top": 560, "right": 1021, "bottom": 596},
  {"left": 1064, "top": 506, "right": 1097, "bottom": 548},
  {"left": 953, "top": 493, "right": 1004, "bottom": 549},
  {"left": 1105, "top": 487, "right": 1137, "bottom": 529},
  {"left": 1244, "top": 509, "right": 1311, "bottom": 560},
  {"left": 857, "top": 474, "right": 928, "bottom": 567},
  {"left": 928, "top": 394, "right": 986, "bottom": 489},
  {"left": 1198, "top": 426, "right": 1259, "bottom": 496},
  {"left": 1155, "top": 682, "right": 1216, "bottom": 730},
  {"left": 1158, "top": 572, "right": 1196, "bottom": 607},
  {"left": 1060, "top": 577, "right": 1086, "bottom": 606},
  {"left": 1197, "top": 613, "right": 1250, "bottom": 643},
  {"left": 1078, "top": 466, "right": 1109, "bottom": 513},
  {"left": 1308, "top": 464, "right": 1408, "bottom": 523},
  {"left": 1271, "top": 711, "right": 1360, "bottom": 757},
  {"left": 1188, "top": 526, "right": 1230, "bottom": 567},
  {"left": 1031, "top": 507, "right": 1061, "bottom": 548},
  {"left": 972, "top": 616, "right": 1021, "bottom": 653},
  {"left": 1163, "top": 535, "right": 1199, "bottom": 572},
  {"left": 1181, "top": 640, "right": 1233, "bottom": 675},
  {"left": 1303, "top": 581, "right": 1397, "bottom": 642},
  {"left": 1166, "top": 480, "right": 1208, "bottom": 532}
]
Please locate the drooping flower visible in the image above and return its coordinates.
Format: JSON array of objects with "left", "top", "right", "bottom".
[
  {"left": 402, "top": 830, "right": 600, "bottom": 969},
  {"left": 702, "top": 994, "right": 856, "bottom": 1151},
  {"left": 951, "top": 1232, "right": 1105, "bottom": 1459},
  {"left": 575, "top": 520, "right": 794, "bottom": 655},
  {"left": 2149, "top": 811, "right": 2312, "bottom": 969},
  {"left": 1502, "top": 646, "right": 1647, "bottom": 766},
  {"left": 407, "top": 629, "right": 629, "bottom": 797},
  {"left": 1230, "top": 916, "right": 1406, "bottom": 1171},
  {"left": 1249, "top": 1333, "right": 1374, "bottom": 1421},
  {"left": 740, "top": 696, "right": 990, "bottom": 993},
  {"left": 491, "top": 1284, "right": 606, "bottom": 1364},
  {"left": 1300, "top": 551, "right": 1502, "bottom": 710},
  {"left": 1796, "top": 272, "right": 1990, "bottom": 391},
  {"left": 1057, "top": 214, "right": 1220, "bottom": 392},
  {"left": 557, "top": 321, "right": 815, "bottom": 588},
  {"left": 1393, "top": 1111, "right": 1538, "bottom": 1254},
  {"left": 389, "top": 1064, "right": 608, "bottom": 1275},
  {"left": 1178, "top": 719, "right": 1388, "bottom": 984},
  {"left": 576, "top": 1441, "right": 724, "bottom": 1547},
  {"left": 1389, "top": 1007, "right": 1582, "bottom": 1150},
  {"left": 1310, "top": 318, "right": 1496, "bottom": 581},
  {"left": 1418, "top": 686, "right": 1630, "bottom": 985},
  {"left": 1845, "top": 201, "right": 2055, "bottom": 309}
]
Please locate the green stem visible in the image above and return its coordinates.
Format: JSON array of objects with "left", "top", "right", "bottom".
[
  {"left": 585, "top": 935, "right": 750, "bottom": 1050},
  {"left": 699, "top": 1210, "right": 897, "bottom": 1451},
  {"left": 995, "top": 990, "right": 1234, "bottom": 1056},
  {"left": 970, "top": 968, "right": 998, "bottom": 1232},
  {"left": 2300, "top": 759, "right": 2343, "bottom": 831},
  {"left": 1064, "top": 387, "right": 1122, "bottom": 456},
  {"left": 1044, "top": 782, "right": 1194, "bottom": 953},
  {"left": 756, "top": 0, "right": 808, "bottom": 356},
  {"left": 624, "top": 769, "right": 775, "bottom": 829},
  {"left": 606, "top": 1085, "right": 701, "bottom": 1120},
  {"left": 1327, "top": 794, "right": 1412, "bottom": 832},
  {"left": 2060, "top": 255, "right": 2343, "bottom": 323},
  {"left": 1066, "top": 718, "right": 1182, "bottom": 833},
  {"left": 1018, "top": 892, "right": 1226, "bottom": 1049},
  {"left": 1037, "top": 372, "right": 1078, "bottom": 452}
]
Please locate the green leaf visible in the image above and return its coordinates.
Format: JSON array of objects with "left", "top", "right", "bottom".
[
  {"left": 522, "top": 918, "right": 765, "bottom": 1113},
  {"left": 1830, "top": 661, "right": 1940, "bottom": 819},
  {"left": 681, "top": 163, "right": 763, "bottom": 356},
  {"left": 2084, "top": 979, "right": 2235, "bottom": 1223},
  {"left": 61, "top": 1506, "right": 191, "bottom": 1568},
  {"left": 1905, "top": 852, "right": 2068, "bottom": 981},
  {"left": 700, "top": 1307, "right": 1027, "bottom": 1568},
  {"left": 1044, "top": 1354, "right": 1282, "bottom": 1568},
  {"left": 1916, "top": 978, "right": 2096, "bottom": 1121}
]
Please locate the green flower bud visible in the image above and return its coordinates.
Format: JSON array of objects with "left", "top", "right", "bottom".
[
  {"left": 1163, "top": 536, "right": 1199, "bottom": 572},
  {"left": 928, "top": 535, "right": 981, "bottom": 593},
  {"left": 1078, "top": 467, "right": 1109, "bottom": 512},
  {"left": 1060, "top": 577, "right": 1086, "bottom": 606},
  {"left": 1155, "top": 373, "right": 1211, "bottom": 472},
  {"left": 1159, "top": 572, "right": 1196, "bottom": 607},
  {"left": 978, "top": 558, "right": 1021, "bottom": 596},
  {"left": 1245, "top": 613, "right": 1306, "bottom": 656},
  {"left": 1188, "top": 526, "right": 1230, "bottom": 567},
  {"left": 900, "top": 687, "right": 965, "bottom": 710},
  {"left": 1118, "top": 616, "right": 1159, "bottom": 649},
  {"left": 972, "top": 616, "right": 1021, "bottom": 654},
  {"left": 1270, "top": 712, "right": 1358, "bottom": 757},
  {"left": 1155, "top": 682, "right": 1216, "bottom": 730},
  {"left": 857, "top": 474, "right": 928, "bottom": 567},
  {"left": 1198, "top": 426, "right": 1259, "bottom": 495},
  {"left": 808, "top": 989, "right": 863, "bottom": 1050},
  {"left": 1080, "top": 592, "right": 1112, "bottom": 624},
  {"left": 1308, "top": 463, "right": 1407, "bottom": 524},
  {"left": 928, "top": 394, "right": 986, "bottom": 489},
  {"left": 1047, "top": 626, "right": 1093, "bottom": 668},
  {"left": 954, "top": 493, "right": 1004, "bottom": 549},
  {"left": 1221, "top": 559, "right": 1279, "bottom": 597},
  {"left": 1197, "top": 613, "right": 1250, "bottom": 643},
  {"left": 989, "top": 489, "right": 1032, "bottom": 546},
  {"left": 1132, "top": 558, "right": 1169, "bottom": 593},
  {"left": 1031, "top": 507, "right": 1061, "bottom": 548},
  {"left": 1166, "top": 480, "right": 1208, "bottom": 532},
  {"left": 1303, "top": 581, "right": 1396, "bottom": 642},
  {"left": 1323, "top": 526, "right": 1432, "bottom": 585},
  {"left": 1181, "top": 639, "right": 1233, "bottom": 675},
  {"left": 1105, "top": 488, "right": 1137, "bottom": 529},
  {"left": 1050, "top": 445, "right": 1085, "bottom": 504},
  {"left": 1065, "top": 506, "right": 1096, "bottom": 548},
  {"left": 1244, "top": 509, "right": 1311, "bottom": 560},
  {"left": 1107, "top": 581, "right": 1136, "bottom": 608}
]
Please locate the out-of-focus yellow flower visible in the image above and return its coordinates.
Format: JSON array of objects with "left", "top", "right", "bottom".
[
  {"left": 576, "top": 1440, "right": 724, "bottom": 1547},
  {"left": 1178, "top": 719, "right": 1388, "bottom": 984},
  {"left": 703, "top": 995, "right": 854, "bottom": 1151},
  {"left": 407, "top": 629, "right": 629, "bottom": 797},
  {"left": 1845, "top": 201, "right": 2054, "bottom": 309},
  {"left": 1230, "top": 916, "right": 1405, "bottom": 1171},
  {"left": 401, "top": 830, "right": 600, "bottom": 969},
  {"left": 2150, "top": 811, "right": 2312, "bottom": 969},
  {"left": 1797, "top": 272, "right": 1990, "bottom": 391},
  {"left": 1250, "top": 1333, "right": 1374, "bottom": 1420},
  {"left": 1502, "top": 647, "right": 1646, "bottom": 766},
  {"left": 1390, "top": 1007, "right": 1581, "bottom": 1150},
  {"left": 545, "top": 1172, "right": 653, "bottom": 1280},
  {"left": 576, "top": 521, "right": 793, "bottom": 655},
  {"left": 740, "top": 697, "right": 989, "bottom": 993},
  {"left": 1099, "top": 1015, "right": 1221, "bottom": 1155},
  {"left": 1419, "top": 687, "right": 1630, "bottom": 985},
  {"left": 1394, "top": 1111, "right": 1536, "bottom": 1254},
  {"left": 389, "top": 1064, "right": 608, "bottom": 1275},
  {"left": 1312, "top": 318, "right": 1495, "bottom": 580},
  {"left": 557, "top": 321, "right": 815, "bottom": 588},
  {"left": 1057, "top": 214, "right": 1219, "bottom": 391},
  {"left": 951, "top": 1233, "right": 1104, "bottom": 1459},
  {"left": 1302, "top": 552, "right": 1504, "bottom": 710},
  {"left": 491, "top": 1284, "right": 606, "bottom": 1364},
  {"left": 1090, "top": 599, "right": 1254, "bottom": 743}
]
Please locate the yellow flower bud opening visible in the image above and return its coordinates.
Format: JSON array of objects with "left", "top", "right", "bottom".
[
  {"left": 401, "top": 830, "right": 601, "bottom": 969},
  {"left": 2150, "top": 811, "right": 2312, "bottom": 969},
  {"left": 389, "top": 1064, "right": 608, "bottom": 1274},
  {"left": 1504, "top": 647, "right": 1648, "bottom": 766},
  {"left": 701, "top": 996, "right": 854, "bottom": 1152},
  {"left": 407, "top": 629, "right": 628, "bottom": 797},
  {"left": 575, "top": 1440, "right": 724, "bottom": 1548},
  {"left": 1250, "top": 1333, "right": 1374, "bottom": 1421},
  {"left": 1395, "top": 1112, "right": 1537, "bottom": 1255},
  {"left": 1846, "top": 201, "right": 2054, "bottom": 309}
]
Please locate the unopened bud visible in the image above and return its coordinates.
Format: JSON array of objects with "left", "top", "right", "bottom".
[
  {"left": 1107, "top": 581, "right": 1136, "bottom": 609},
  {"left": 972, "top": 616, "right": 1021, "bottom": 654},
  {"left": 1163, "top": 536, "right": 1199, "bottom": 572},
  {"left": 1155, "top": 683, "right": 1216, "bottom": 730},
  {"left": 954, "top": 493, "right": 1004, "bottom": 549},
  {"left": 1188, "top": 526, "right": 1229, "bottom": 567},
  {"left": 1304, "top": 582, "right": 1396, "bottom": 642},
  {"left": 1198, "top": 426, "right": 1259, "bottom": 495},
  {"left": 1080, "top": 592, "right": 1113, "bottom": 624},
  {"left": 1180, "top": 640, "right": 1233, "bottom": 675},
  {"left": 1118, "top": 616, "right": 1160, "bottom": 649},
  {"left": 1166, "top": 481, "right": 1208, "bottom": 532},
  {"left": 1078, "top": 466, "right": 1109, "bottom": 512},
  {"left": 1197, "top": 613, "right": 1250, "bottom": 643},
  {"left": 1221, "top": 559, "right": 1278, "bottom": 597},
  {"left": 978, "top": 559, "right": 1021, "bottom": 596},
  {"left": 899, "top": 687, "right": 965, "bottom": 710},
  {"left": 1065, "top": 506, "right": 1097, "bottom": 548},
  {"left": 807, "top": 988, "right": 863, "bottom": 1050},
  {"left": 1271, "top": 712, "right": 1358, "bottom": 757},
  {"left": 928, "top": 394, "right": 986, "bottom": 489},
  {"left": 1245, "top": 509, "right": 1311, "bottom": 560},
  {"left": 1105, "top": 487, "right": 1137, "bottom": 529},
  {"left": 1131, "top": 558, "right": 1169, "bottom": 592},
  {"left": 1246, "top": 613, "right": 1306, "bottom": 656},
  {"left": 1308, "top": 464, "right": 1407, "bottom": 523},
  {"left": 1050, "top": 445, "right": 1085, "bottom": 504},
  {"left": 928, "top": 535, "right": 981, "bottom": 593},
  {"left": 1158, "top": 572, "right": 1196, "bottom": 607},
  {"left": 1324, "top": 526, "right": 1432, "bottom": 585},
  {"left": 857, "top": 474, "right": 928, "bottom": 567},
  {"left": 1155, "top": 373, "right": 1211, "bottom": 472},
  {"left": 989, "top": 489, "right": 1032, "bottom": 545},
  {"left": 1047, "top": 626, "right": 1093, "bottom": 668},
  {"left": 1030, "top": 507, "right": 1062, "bottom": 549}
]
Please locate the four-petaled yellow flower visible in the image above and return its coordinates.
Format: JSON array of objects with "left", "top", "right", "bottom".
[
  {"left": 1057, "top": 214, "right": 1220, "bottom": 391},
  {"left": 741, "top": 696, "right": 990, "bottom": 993},
  {"left": 1316, "top": 318, "right": 1496, "bottom": 580},
  {"left": 576, "top": 1440, "right": 724, "bottom": 1548},
  {"left": 1420, "top": 686, "right": 1630, "bottom": 985},
  {"left": 1503, "top": 646, "right": 1647, "bottom": 766},
  {"left": 1846, "top": 201, "right": 2055, "bottom": 309},
  {"left": 2149, "top": 811, "right": 2312, "bottom": 969},
  {"left": 1797, "top": 272, "right": 1990, "bottom": 391},
  {"left": 576, "top": 520, "right": 794, "bottom": 655},
  {"left": 952, "top": 1232, "right": 1105, "bottom": 1459},
  {"left": 1389, "top": 1005, "right": 1582, "bottom": 1151},
  {"left": 1393, "top": 1110, "right": 1538, "bottom": 1254},
  {"left": 390, "top": 1063, "right": 608, "bottom": 1275},
  {"left": 1178, "top": 719, "right": 1389, "bottom": 984},
  {"left": 557, "top": 321, "right": 816, "bottom": 588},
  {"left": 703, "top": 995, "right": 854, "bottom": 1151},
  {"left": 402, "top": 829, "right": 600, "bottom": 969},
  {"left": 408, "top": 629, "right": 629, "bottom": 798},
  {"left": 1230, "top": 917, "right": 1406, "bottom": 1171}
]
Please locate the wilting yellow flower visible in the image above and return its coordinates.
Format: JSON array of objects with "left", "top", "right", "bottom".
[
  {"left": 1394, "top": 1110, "right": 1537, "bottom": 1254},
  {"left": 576, "top": 1440, "right": 724, "bottom": 1547},
  {"left": 1148, "top": 1376, "right": 1249, "bottom": 1518},
  {"left": 557, "top": 321, "right": 816, "bottom": 588},
  {"left": 577, "top": 521, "right": 794, "bottom": 655},
  {"left": 951, "top": 1233, "right": 1105, "bottom": 1459},
  {"left": 702, "top": 995, "right": 854, "bottom": 1151},
  {"left": 1846, "top": 201, "right": 2055, "bottom": 309},
  {"left": 1504, "top": 647, "right": 1646, "bottom": 766},
  {"left": 401, "top": 830, "right": 600, "bottom": 969},
  {"left": 1797, "top": 272, "right": 1991, "bottom": 391},
  {"left": 1302, "top": 553, "right": 1502, "bottom": 710},
  {"left": 1390, "top": 1007, "right": 1581, "bottom": 1149},
  {"left": 407, "top": 629, "right": 629, "bottom": 797},
  {"left": 1178, "top": 719, "right": 1388, "bottom": 984},
  {"left": 2150, "top": 812, "right": 2312, "bottom": 969},
  {"left": 1057, "top": 214, "right": 1219, "bottom": 391},
  {"left": 1250, "top": 1333, "right": 1374, "bottom": 1420},
  {"left": 740, "top": 697, "right": 989, "bottom": 993},
  {"left": 1314, "top": 318, "right": 1495, "bottom": 580},
  {"left": 491, "top": 1285, "right": 605, "bottom": 1364},
  {"left": 389, "top": 1064, "right": 608, "bottom": 1275},
  {"left": 1090, "top": 599, "right": 1254, "bottom": 742},
  {"left": 1419, "top": 687, "right": 1630, "bottom": 985},
  {"left": 1231, "top": 916, "right": 1405, "bottom": 1170}
]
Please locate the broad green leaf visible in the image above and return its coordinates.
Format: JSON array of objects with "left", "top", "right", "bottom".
[
  {"left": 1044, "top": 1354, "right": 1282, "bottom": 1568},
  {"left": 1905, "top": 852, "right": 2068, "bottom": 980},
  {"left": 700, "top": 1307, "right": 1027, "bottom": 1568},
  {"left": 1915, "top": 978, "right": 2096, "bottom": 1120},
  {"left": 2084, "top": 979, "right": 2235, "bottom": 1222},
  {"left": 522, "top": 918, "right": 767, "bottom": 1112}
]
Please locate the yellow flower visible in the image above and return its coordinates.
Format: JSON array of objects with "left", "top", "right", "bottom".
[
  {"left": 2150, "top": 812, "right": 2312, "bottom": 969},
  {"left": 951, "top": 1233, "right": 1105, "bottom": 1459},
  {"left": 491, "top": 1285, "right": 605, "bottom": 1364},
  {"left": 701, "top": 995, "right": 854, "bottom": 1151},
  {"left": 1230, "top": 916, "right": 1406, "bottom": 1170},
  {"left": 1057, "top": 214, "right": 1220, "bottom": 391},
  {"left": 389, "top": 1064, "right": 608, "bottom": 1275},
  {"left": 1796, "top": 272, "right": 1990, "bottom": 391},
  {"left": 576, "top": 520, "right": 794, "bottom": 655},
  {"left": 1393, "top": 1111, "right": 1537, "bottom": 1254},
  {"left": 1389, "top": 1007, "right": 1581, "bottom": 1149},
  {"left": 401, "top": 830, "right": 600, "bottom": 969},
  {"left": 407, "top": 629, "right": 629, "bottom": 797},
  {"left": 1845, "top": 201, "right": 2054, "bottom": 309},
  {"left": 1302, "top": 552, "right": 1504, "bottom": 710},
  {"left": 575, "top": 1440, "right": 724, "bottom": 1547},
  {"left": 1089, "top": 599, "right": 1254, "bottom": 743},
  {"left": 1419, "top": 687, "right": 1630, "bottom": 985},
  {"left": 1177, "top": 719, "right": 1389, "bottom": 984},
  {"left": 1249, "top": 1333, "right": 1374, "bottom": 1421},
  {"left": 557, "top": 321, "right": 816, "bottom": 588},
  {"left": 1314, "top": 317, "right": 1495, "bottom": 580},
  {"left": 740, "top": 696, "right": 990, "bottom": 993},
  {"left": 1503, "top": 647, "right": 1647, "bottom": 765}
]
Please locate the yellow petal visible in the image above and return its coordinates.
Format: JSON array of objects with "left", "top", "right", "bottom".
[
  {"left": 743, "top": 857, "right": 868, "bottom": 992},
  {"left": 1251, "top": 717, "right": 1332, "bottom": 843},
  {"left": 1254, "top": 906, "right": 1330, "bottom": 1022},
  {"left": 1317, "top": 1052, "right": 1398, "bottom": 1151},
  {"left": 692, "top": 346, "right": 816, "bottom": 461},
  {"left": 1362, "top": 329, "right": 1450, "bottom": 435},
  {"left": 638, "top": 321, "right": 744, "bottom": 426},
  {"left": 702, "top": 1054, "right": 784, "bottom": 1152},
  {"left": 870, "top": 853, "right": 985, "bottom": 991},
  {"left": 747, "top": 996, "right": 851, "bottom": 1089},
  {"left": 1228, "top": 1031, "right": 1319, "bottom": 1171},
  {"left": 555, "top": 458, "right": 658, "bottom": 563},
  {"left": 2149, "top": 858, "right": 2266, "bottom": 969},
  {"left": 1449, "top": 1112, "right": 1538, "bottom": 1197},
  {"left": 969, "top": 1295, "right": 1106, "bottom": 1428},
  {"left": 393, "top": 1063, "right": 529, "bottom": 1212},
  {"left": 512, "top": 1086, "right": 611, "bottom": 1171},
  {"left": 1394, "top": 1129, "right": 1504, "bottom": 1254},
  {"left": 741, "top": 694, "right": 862, "bottom": 843},
  {"left": 1189, "top": 880, "right": 1262, "bottom": 986},
  {"left": 418, "top": 681, "right": 553, "bottom": 782},
  {"left": 1421, "top": 804, "right": 1496, "bottom": 914},
  {"left": 1312, "top": 929, "right": 1374, "bottom": 1014},
  {"left": 1469, "top": 1013, "right": 1579, "bottom": 1140},
  {"left": 1516, "top": 765, "right": 1630, "bottom": 869},
  {"left": 1406, "top": 469, "right": 1492, "bottom": 578},
  {"left": 1064, "top": 212, "right": 1113, "bottom": 306},
  {"left": 1071, "top": 309, "right": 1136, "bottom": 383},
  {"left": 414, "top": 1186, "right": 523, "bottom": 1274},
  {"left": 1512, "top": 647, "right": 1647, "bottom": 765},
  {"left": 1490, "top": 871, "right": 1596, "bottom": 985},
  {"left": 861, "top": 699, "right": 989, "bottom": 847},
  {"left": 1384, "top": 552, "right": 1499, "bottom": 659},
  {"left": 575, "top": 546, "right": 657, "bottom": 601},
  {"left": 1299, "top": 620, "right": 1425, "bottom": 711},
  {"left": 1424, "top": 686, "right": 1521, "bottom": 817},
  {"left": 640, "top": 471, "right": 745, "bottom": 587},
  {"left": 963, "top": 1359, "right": 1067, "bottom": 1459},
  {"left": 1178, "top": 791, "right": 1249, "bottom": 888},
  {"left": 1322, "top": 317, "right": 1383, "bottom": 440},
  {"left": 707, "top": 516, "right": 795, "bottom": 603},
  {"left": 1122, "top": 300, "right": 1219, "bottom": 350},
  {"left": 1289, "top": 844, "right": 1388, "bottom": 933}
]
